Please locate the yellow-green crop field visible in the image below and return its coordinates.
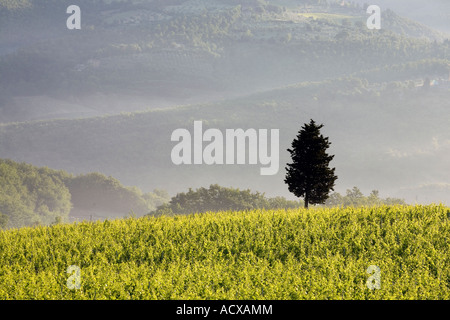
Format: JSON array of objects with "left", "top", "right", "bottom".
[{"left": 0, "top": 205, "right": 449, "bottom": 300}]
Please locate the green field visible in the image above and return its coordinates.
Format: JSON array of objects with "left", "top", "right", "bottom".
[{"left": 1, "top": 205, "right": 449, "bottom": 299}]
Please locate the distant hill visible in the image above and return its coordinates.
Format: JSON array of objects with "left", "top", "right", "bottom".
[
  {"left": 0, "top": 158, "right": 169, "bottom": 229},
  {"left": 0, "top": 0, "right": 448, "bottom": 122}
]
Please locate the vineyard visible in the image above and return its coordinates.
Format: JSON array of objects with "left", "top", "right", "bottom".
[{"left": 0, "top": 205, "right": 449, "bottom": 299}]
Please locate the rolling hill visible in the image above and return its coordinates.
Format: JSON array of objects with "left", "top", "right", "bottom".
[
  {"left": 0, "top": 0, "right": 448, "bottom": 122},
  {"left": 0, "top": 158, "right": 170, "bottom": 228}
]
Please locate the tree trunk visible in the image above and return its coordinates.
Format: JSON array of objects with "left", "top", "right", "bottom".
[{"left": 304, "top": 192, "right": 309, "bottom": 209}]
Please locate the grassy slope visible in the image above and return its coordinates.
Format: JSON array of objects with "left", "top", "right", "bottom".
[{"left": 0, "top": 205, "right": 449, "bottom": 299}]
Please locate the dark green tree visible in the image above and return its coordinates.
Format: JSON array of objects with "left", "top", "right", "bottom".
[{"left": 285, "top": 119, "right": 338, "bottom": 208}]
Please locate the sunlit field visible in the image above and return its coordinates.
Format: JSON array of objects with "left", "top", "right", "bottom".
[{"left": 1, "top": 205, "right": 449, "bottom": 300}]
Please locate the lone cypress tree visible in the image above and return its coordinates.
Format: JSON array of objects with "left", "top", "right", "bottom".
[{"left": 285, "top": 119, "right": 337, "bottom": 208}]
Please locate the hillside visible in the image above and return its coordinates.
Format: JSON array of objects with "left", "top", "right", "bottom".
[
  {"left": 1, "top": 205, "right": 449, "bottom": 299},
  {"left": 0, "top": 159, "right": 169, "bottom": 228},
  {"left": 0, "top": 0, "right": 448, "bottom": 122}
]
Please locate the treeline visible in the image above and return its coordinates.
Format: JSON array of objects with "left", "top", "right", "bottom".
[
  {"left": 0, "top": 159, "right": 169, "bottom": 229},
  {"left": 0, "top": 158, "right": 408, "bottom": 229},
  {"left": 148, "top": 184, "right": 303, "bottom": 216},
  {"left": 148, "top": 184, "right": 406, "bottom": 216},
  {"left": 325, "top": 187, "right": 406, "bottom": 207}
]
